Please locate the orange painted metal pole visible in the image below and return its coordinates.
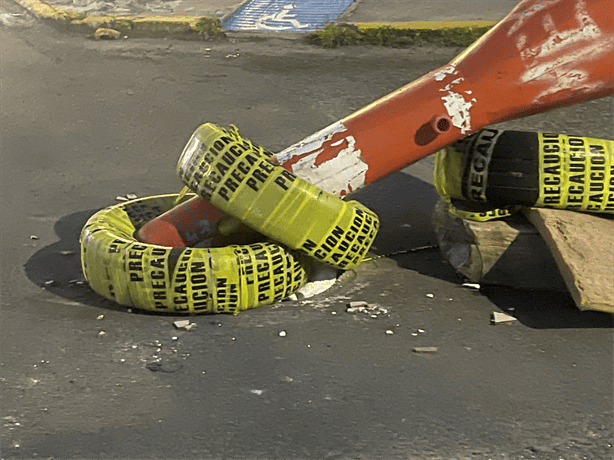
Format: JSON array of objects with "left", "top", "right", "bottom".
[
  {"left": 136, "top": 195, "right": 228, "bottom": 246},
  {"left": 138, "top": 0, "right": 613, "bottom": 247},
  {"left": 272, "top": 0, "right": 614, "bottom": 197}
]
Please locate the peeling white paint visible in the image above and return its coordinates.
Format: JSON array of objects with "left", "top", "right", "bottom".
[
  {"left": 291, "top": 135, "right": 368, "bottom": 196},
  {"left": 514, "top": 0, "right": 614, "bottom": 103},
  {"left": 506, "top": 0, "right": 564, "bottom": 36},
  {"left": 434, "top": 65, "right": 457, "bottom": 81},
  {"left": 441, "top": 91, "right": 474, "bottom": 135},
  {"left": 519, "top": 17, "right": 601, "bottom": 63},
  {"left": 272, "top": 121, "right": 368, "bottom": 195},
  {"left": 273, "top": 121, "right": 347, "bottom": 164}
]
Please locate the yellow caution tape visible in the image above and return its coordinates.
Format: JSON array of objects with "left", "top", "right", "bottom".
[
  {"left": 80, "top": 194, "right": 310, "bottom": 314},
  {"left": 177, "top": 123, "right": 380, "bottom": 269},
  {"left": 535, "top": 133, "right": 613, "bottom": 213},
  {"left": 434, "top": 130, "right": 614, "bottom": 221}
]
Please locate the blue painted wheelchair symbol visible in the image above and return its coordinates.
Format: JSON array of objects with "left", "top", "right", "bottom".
[
  {"left": 256, "top": 4, "right": 310, "bottom": 31},
  {"left": 224, "top": 0, "right": 354, "bottom": 33}
]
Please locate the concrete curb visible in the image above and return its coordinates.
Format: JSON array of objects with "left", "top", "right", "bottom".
[
  {"left": 353, "top": 20, "right": 497, "bottom": 31},
  {"left": 15, "top": 0, "right": 497, "bottom": 39},
  {"left": 16, "top": 0, "right": 221, "bottom": 37}
]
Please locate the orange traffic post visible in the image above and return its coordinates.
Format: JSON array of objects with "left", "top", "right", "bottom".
[
  {"left": 136, "top": 195, "right": 228, "bottom": 247},
  {"left": 273, "top": 0, "right": 614, "bottom": 196},
  {"left": 139, "top": 0, "right": 613, "bottom": 248}
]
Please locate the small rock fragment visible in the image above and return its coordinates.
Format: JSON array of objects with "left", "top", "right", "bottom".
[
  {"left": 385, "top": 330, "right": 394, "bottom": 335},
  {"left": 98, "top": 331, "right": 106, "bottom": 337},
  {"left": 30, "top": 235, "right": 39, "bottom": 240},
  {"left": 59, "top": 250, "right": 75, "bottom": 256},
  {"left": 426, "top": 293, "right": 434, "bottom": 298},
  {"left": 126, "top": 193, "right": 137, "bottom": 200},
  {"left": 412, "top": 347, "right": 438, "bottom": 354},
  {"left": 346, "top": 302, "right": 389, "bottom": 317},
  {"left": 278, "top": 330, "right": 287, "bottom": 337},
  {"left": 349, "top": 301, "right": 368, "bottom": 308},
  {"left": 462, "top": 282, "right": 481, "bottom": 291},
  {"left": 95, "top": 28, "right": 121, "bottom": 40},
  {"left": 491, "top": 311, "right": 517, "bottom": 324},
  {"left": 96, "top": 315, "right": 104, "bottom": 320},
  {"left": 174, "top": 320, "right": 196, "bottom": 331}
]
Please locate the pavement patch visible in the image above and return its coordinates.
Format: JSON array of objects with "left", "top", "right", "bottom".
[{"left": 223, "top": 0, "right": 353, "bottom": 32}]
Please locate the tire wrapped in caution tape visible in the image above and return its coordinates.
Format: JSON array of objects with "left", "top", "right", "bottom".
[
  {"left": 177, "top": 123, "right": 380, "bottom": 270},
  {"left": 434, "top": 129, "right": 614, "bottom": 221},
  {"left": 80, "top": 194, "right": 310, "bottom": 314}
]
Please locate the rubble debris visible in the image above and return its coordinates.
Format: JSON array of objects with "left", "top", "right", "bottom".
[
  {"left": 173, "top": 320, "right": 196, "bottom": 331},
  {"left": 115, "top": 195, "right": 128, "bottom": 201},
  {"left": 346, "top": 301, "right": 389, "bottom": 317},
  {"left": 412, "top": 347, "right": 438, "bottom": 354},
  {"left": 30, "top": 235, "right": 38, "bottom": 240},
  {"left": 385, "top": 330, "right": 394, "bottom": 335},
  {"left": 95, "top": 28, "right": 121, "bottom": 40},
  {"left": 126, "top": 193, "right": 138, "bottom": 200},
  {"left": 491, "top": 311, "right": 517, "bottom": 324},
  {"left": 426, "top": 293, "right": 434, "bottom": 298},
  {"left": 96, "top": 315, "right": 104, "bottom": 320},
  {"left": 294, "top": 263, "right": 338, "bottom": 299},
  {"left": 348, "top": 300, "right": 368, "bottom": 309},
  {"left": 462, "top": 282, "right": 481, "bottom": 291},
  {"left": 278, "top": 330, "right": 287, "bottom": 337},
  {"left": 98, "top": 331, "right": 106, "bottom": 337}
]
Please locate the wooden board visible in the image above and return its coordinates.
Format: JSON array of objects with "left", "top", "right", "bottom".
[
  {"left": 432, "top": 199, "right": 567, "bottom": 291},
  {"left": 522, "top": 208, "right": 614, "bottom": 313}
]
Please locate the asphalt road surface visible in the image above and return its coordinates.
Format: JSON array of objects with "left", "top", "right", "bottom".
[{"left": 1, "top": 5, "right": 613, "bottom": 459}]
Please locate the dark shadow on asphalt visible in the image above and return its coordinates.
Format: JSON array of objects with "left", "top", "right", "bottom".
[
  {"left": 24, "top": 177, "right": 613, "bottom": 329},
  {"left": 23, "top": 208, "right": 150, "bottom": 315},
  {"left": 481, "top": 286, "right": 613, "bottom": 329}
]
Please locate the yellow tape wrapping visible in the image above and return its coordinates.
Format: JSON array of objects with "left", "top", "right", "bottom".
[
  {"left": 80, "top": 194, "right": 310, "bottom": 314},
  {"left": 536, "top": 133, "right": 614, "bottom": 213},
  {"left": 177, "top": 124, "right": 380, "bottom": 269},
  {"left": 434, "top": 131, "right": 614, "bottom": 221}
]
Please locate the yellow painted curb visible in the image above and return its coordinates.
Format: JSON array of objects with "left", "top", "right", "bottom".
[
  {"left": 73, "top": 14, "right": 203, "bottom": 27},
  {"left": 354, "top": 20, "right": 498, "bottom": 31}
]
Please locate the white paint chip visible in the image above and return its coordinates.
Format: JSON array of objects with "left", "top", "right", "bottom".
[{"left": 442, "top": 91, "right": 474, "bottom": 134}]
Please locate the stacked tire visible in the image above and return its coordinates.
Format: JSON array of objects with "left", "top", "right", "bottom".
[{"left": 80, "top": 124, "right": 380, "bottom": 314}]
